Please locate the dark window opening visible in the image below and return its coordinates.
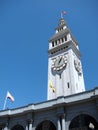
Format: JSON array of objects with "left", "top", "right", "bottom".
[
  {"left": 62, "top": 38, "right": 64, "bottom": 43},
  {"left": 65, "top": 36, "right": 67, "bottom": 41},
  {"left": 52, "top": 42, "right": 54, "bottom": 47},
  {"left": 67, "top": 82, "right": 70, "bottom": 88}
]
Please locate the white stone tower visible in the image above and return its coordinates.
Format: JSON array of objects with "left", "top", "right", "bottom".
[{"left": 47, "top": 18, "right": 85, "bottom": 100}]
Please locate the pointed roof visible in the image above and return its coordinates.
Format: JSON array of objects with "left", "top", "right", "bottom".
[
  {"left": 49, "top": 18, "right": 69, "bottom": 42},
  {"left": 49, "top": 18, "right": 78, "bottom": 45}
]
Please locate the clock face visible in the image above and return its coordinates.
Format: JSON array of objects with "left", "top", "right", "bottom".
[
  {"left": 74, "top": 58, "right": 82, "bottom": 74},
  {"left": 52, "top": 55, "right": 67, "bottom": 71}
]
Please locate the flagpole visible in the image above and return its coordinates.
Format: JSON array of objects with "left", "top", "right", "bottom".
[
  {"left": 61, "top": 12, "right": 63, "bottom": 18},
  {"left": 3, "top": 95, "right": 7, "bottom": 110},
  {"left": 61, "top": 11, "right": 66, "bottom": 19}
]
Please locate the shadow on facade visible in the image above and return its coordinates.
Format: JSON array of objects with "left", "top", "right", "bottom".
[
  {"left": 36, "top": 120, "right": 56, "bottom": 130},
  {"left": 69, "top": 114, "right": 98, "bottom": 130}
]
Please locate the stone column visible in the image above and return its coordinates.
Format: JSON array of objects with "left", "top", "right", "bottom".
[
  {"left": 61, "top": 114, "right": 66, "bottom": 130},
  {"left": 26, "top": 122, "right": 29, "bottom": 130},
  {"left": 28, "top": 120, "right": 33, "bottom": 130},
  {"left": 60, "top": 38, "right": 62, "bottom": 44},
  {"left": 4, "top": 123, "right": 8, "bottom": 130},
  {"left": 57, "top": 117, "right": 61, "bottom": 130}
]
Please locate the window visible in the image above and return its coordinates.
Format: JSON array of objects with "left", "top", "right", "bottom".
[
  {"left": 52, "top": 42, "right": 54, "bottom": 47},
  {"left": 62, "top": 38, "right": 64, "bottom": 43},
  {"left": 65, "top": 36, "right": 67, "bottom": 41},
  {"left": 55, "top": 40, "right": 57, "bottom": 45},
  {"left": 67, "top": 82, "right": 70, "bottom": 88}
]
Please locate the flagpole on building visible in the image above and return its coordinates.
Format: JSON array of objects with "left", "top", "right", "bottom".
[
  {"left": 61, "top": 12, "right": 63, "bottom": 18},
  {"left": 3, "top": 91, "right": 15, "bottom": 110},
  {"left": 61, "top": 11, "right": 66, "bottom": 18},
  {"left": 3, "top": 94, "right": 7, "bottom": 110}
]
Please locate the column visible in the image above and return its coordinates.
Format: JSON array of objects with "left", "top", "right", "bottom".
[
  {"left": 26, "top": 122, "right": 29, "bottom": 130},
  {"left": 28, "top": 120, "right": 33, "bottom": 130},
  {"left": 4, "top": 123, "right": 8, "bottom": 130},
  {"left": 60, "top": 38, "right": 62, "bottom": 44},
  {"left": 61, "top": 114, "right": 66, "bottom": 130},
  {"left": 57, "top": 117, "right": 61, "bottom": 130}
]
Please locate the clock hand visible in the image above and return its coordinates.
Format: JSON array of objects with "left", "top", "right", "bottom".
[{"left": 58, "top": 57, "right": 62, "bottom": 64}]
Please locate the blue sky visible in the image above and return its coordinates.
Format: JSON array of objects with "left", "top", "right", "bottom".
[{"left": 0, "top": 0, "right": 98, "bottom": 110}]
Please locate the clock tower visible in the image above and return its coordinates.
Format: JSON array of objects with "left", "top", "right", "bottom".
[{"left": 47, "top": 18, "right": 85, "bottom": 100}]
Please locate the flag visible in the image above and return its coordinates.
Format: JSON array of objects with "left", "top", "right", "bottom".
[
  {"left": 48, "top": 80, "right": 56, "bottom": 93},
  {"left": 61, "top": 11, "right": 66, "bottom": 18},
  {"left": 6, "top": 91, "right": 15, "bottom": 102},
  {"left": 61, "top": 11, "right": 66, "bottom": 15}
]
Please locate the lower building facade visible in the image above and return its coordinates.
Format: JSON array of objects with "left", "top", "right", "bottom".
[{"left": 0, "top": 87, "right": 98, "bottom": 130}]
